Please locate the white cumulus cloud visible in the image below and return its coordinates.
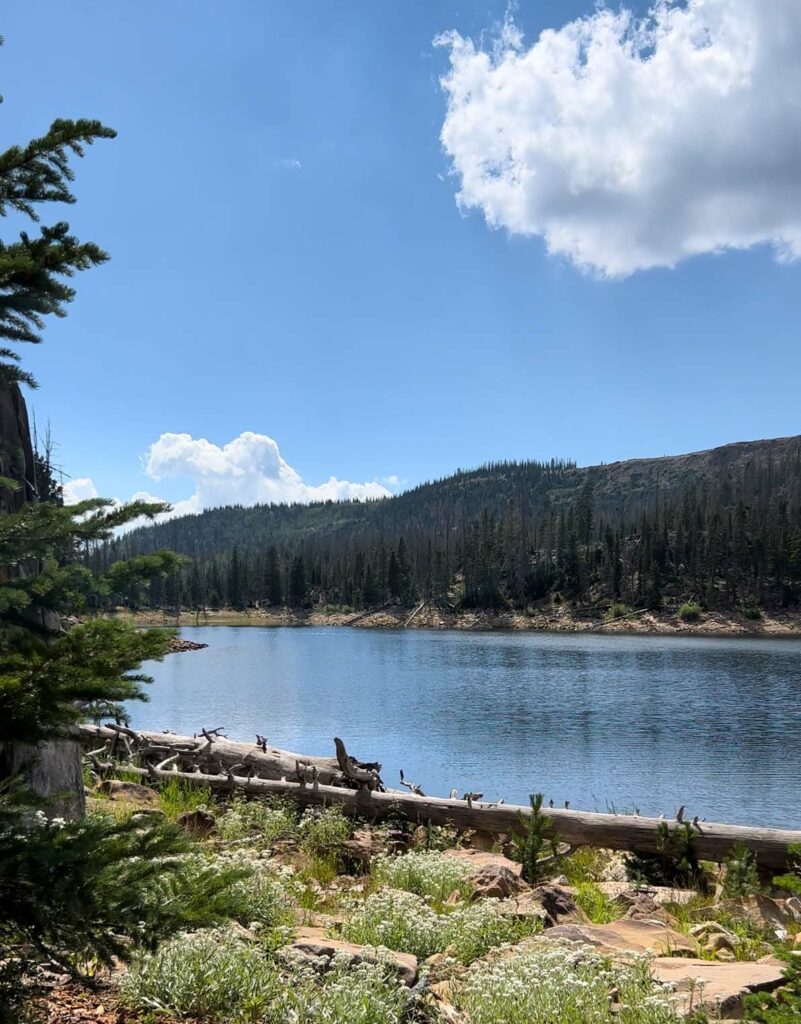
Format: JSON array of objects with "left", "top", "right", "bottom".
[
  {"left": 62, "top": 477, "right": 99, "bottom": 505},
  {"left": 144, "top": 431, "right": 391, "bottom": 514},
  {"left": 437, "top": 0, "right": 801, "bottom": 276}
]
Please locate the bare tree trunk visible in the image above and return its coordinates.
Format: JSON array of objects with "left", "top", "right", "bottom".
[{"left": 0, "top": 739, "right": 85, "bottom": 820}]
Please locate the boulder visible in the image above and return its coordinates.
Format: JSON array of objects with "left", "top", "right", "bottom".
[
  {"left": 533, "top": 884, "right": 584, "bottom": 925},
  {"left": 469, "top": 864, "right": 529, "bottom": 900},
  {"left": 97, "top": 779, "right": 159, "bottom": 806},
  {"left": 496, "top": 891, "right": 549, "bottom": 925},
  {"left": 542, "top": 919, "right": 699, "bottom": 957},
  {"left": 597, "top": 882, "right": 697, "bottom": 907},
  {"left": 699, "top": 894, "right": 798, "bottom": 940},
  {"left": 650, "top": 956, "right": 787, "bottom": 1018},
  {"left": 283, "top": 927, "right": 417, "bottom": 986},
  {"left": 177, "top": 808, "right": 216, "bottom": 837},
  {"left": 340, "top": 830, "right": 375, "bottom": 872},
  {"left": 444, "top": 848, "right": 523, "bottom": 875}
]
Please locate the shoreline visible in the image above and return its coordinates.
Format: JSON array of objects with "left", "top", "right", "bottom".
[{"left": 115, "top": 605, "right": 801, "bottom": 639}]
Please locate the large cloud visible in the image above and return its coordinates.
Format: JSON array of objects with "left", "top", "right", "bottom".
[
  {"left": 144, "top": 431, "right": 391, "bottom": 515},
  {"left": 437, "top": 0, "right": 801, "bottom": 276}
]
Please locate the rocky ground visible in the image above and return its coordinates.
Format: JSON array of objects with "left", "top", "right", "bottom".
[
  {"left": 124, "top": 605, "right": 801, "bottom": 638},
  {"left": 32, "top": 779, "right": 801, "bottom": 1023}
]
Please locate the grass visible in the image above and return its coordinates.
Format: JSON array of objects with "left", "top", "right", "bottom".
[
  {"left": 677, "top": 602, "right": 703, "bottom": 623},
  {"left": 561, "top": 847, "right": 614, "bottom": 885},
  {"left": 573, "top": 882, "right": 620, "bottom": 924},
  {"left": 157, "top": 778, "right": 214, "bottom": 821}
]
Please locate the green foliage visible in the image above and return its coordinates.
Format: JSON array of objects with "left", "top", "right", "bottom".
[
  {"left": 573, "top": 882, "right": 620, "bottom": 924},
  {"left": 561, "top": 847, "right": 612, "bottom": 885},
  {"left": 341, "top": 889, "right": 539, "bottom": 964},
  {"left": 772, "top": 843, "right": 801, "bottom": 896},
  {"left": 124, "top": 933, "right": 407, "bottom": 1024},
  {"left": 743, "top": 952, "right": 801, "bottom": 1023},
  {"left": 156, "top": 777, "right": 214, "bottom": 821},
  {"left": 721, "top": 842, "right": 761, "bottom": 899},
  {"left": 625, "top": 822, "right": 707, "bottom": 891},
  {"left": 606, "top": 601, "right": 629, "bottom": 620},
  {"left": 217, "top": 795, "right": 298, "bottom": 848},
  {"left": 511, "top": 792, "right": 557, "bottom": 884},
  {"left": 677, "top": 602, "right": 703, "bottom": 622},
  {"left": 297, "top": 805, "right": 352, "bottom": 857},
  {"left": 372, "top": 851, "right": 473, "bottom": 907},
  {"left": 122, "top": 930, "right": 283, "bottom": 1021},
  {"left": 0, "top": 796, "right": 251, "bottom": 978},
  {"left": 453, "top": 941, "right": 682, "bottom": 1024}
]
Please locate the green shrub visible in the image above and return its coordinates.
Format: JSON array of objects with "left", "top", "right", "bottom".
[
  {"left": 721, "top": 842, "right": 761, "bottom": 899},
  {"left": 298, "top": 805, "right": 352, "bottom": 857},
  {"left": 625, "top": 821, "right": 707, "bottom": 891},
  {"left": 373, "top": 851, "right": 473, "bottom": 906},
  {"left": 453, "top": 941, "right": 681, "bottom": 1024},
  {"left": 772, "top": 843, "right": 801, "bottom": 896},
  {"left": 124, "top": 937, "right": 407, "bottom": 1024},
  {"left": 573, "top": 882, "right": 619, "bottom": 924},
  {"left": 743, "top": 601, "right": 763, "bottom": 621},
  {"left": 743, "top": 952, "right": 801, "bottom": 1023},
  {"left": 677, "top": 602, "right": 703, "bottom": 623},
  {"left": 606, "top": 602, "right": 629, "bottom": 620},
  {"left": 341, "top": 889, "right": 442, "bottom": 959},
  {"left": 561, "top": 847, "right": 612, "bottom": 885},
  {"left": 0, "top": 801, "right": 251, "bottom": 979},
  {"left": 340, "top": 889, "right": 540, "bottom": 964},
  {"left": 511, "top": 793, "right": 558, "bottom": 884},
  {"left": 217, "top": 795, "right": 298, "bottom": 848},
  {"left": 122, "top": 930, "right": 282, "bottom": 1020}
]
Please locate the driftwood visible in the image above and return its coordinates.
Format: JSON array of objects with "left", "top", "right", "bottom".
[{"left": 73, "top": 724, "right": 801, "bottom": 872}]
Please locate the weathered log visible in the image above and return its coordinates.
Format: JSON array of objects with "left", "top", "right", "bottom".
[
  {"left": 92, "top": 755, "right": 801, "bottom": 872},
  {"left": 73, "top": 724, "right": 355, "bottom": 787}
]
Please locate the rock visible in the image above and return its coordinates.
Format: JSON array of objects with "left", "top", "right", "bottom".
[
  {"left": 700, "top": 895, "right": 797, "bottom": 940},
  {"left": 340, "top": 830, "right": 375, "bottom": 872},
  {"left": 283, "top": 927, "right": 418, "bottom": 987},
  {"left": 469, "top": 864, "right": 529, "bottom": 900},
  {"left": 385, "top": 828, "right": 412, "bottom": 854},
  {"left": 784, "top": 896, "right": 801, "bottom": 921},
  {"left": 443, "top": 849, "right": 523, "bottom": 877},
  {"left": 597, "top": 882, "right": 697, "bottom": 906},
  {"left": 177, "top": 808, "right": 216, "bottom": 837},
  {"left": 496, "top": 891, "right": 549, "bottom": 924},
  {"left": 167, "top": 636, "right": 209, "bottom": 653},
  {"left": 542, "top": 920, "right": 699, "bottom": 957},
  {"left": 534, "top": 884, "right": 584, "bottom": 925},
  {"left": 97, "top": 779, "right": 159, "bottom": 806},
  {"left": 650, "top": 957, "right": 787, "bottom": 1018}
]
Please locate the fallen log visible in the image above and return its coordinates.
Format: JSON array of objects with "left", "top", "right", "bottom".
[
  {"left": 81, "top": 742, "right": 801, "bottom": 872},
  {"left": 74, "top": 724, "right": 359, "bottom": 788}
]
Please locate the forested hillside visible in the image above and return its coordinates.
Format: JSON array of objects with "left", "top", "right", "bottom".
[{"left": 98, "top": 435, "right": 801, "bottom": 616}]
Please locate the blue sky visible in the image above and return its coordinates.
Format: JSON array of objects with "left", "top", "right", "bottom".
[{"left": 3, "top": 0, "right": 800, "bottom": 512}]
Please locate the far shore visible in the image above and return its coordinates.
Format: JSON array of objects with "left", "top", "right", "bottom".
[{"left": 113, "top": 604, "right": 801, "bottom": 639}]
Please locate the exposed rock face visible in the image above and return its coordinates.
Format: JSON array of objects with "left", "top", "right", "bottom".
[
  {"left": 650, "top": 957, "right": 787, "bottom": 1018},
  {"left": 533, "top": 884, "right": 584, "bottom": 925},
  {"left": 543, "top": 920, "right": 699, "bottom": 957},
  {"left": 443, "top": 848, "right": 523, "bottom": 876},
  {"left": 469, "top": 864, "right": 529, "bottom": 900},
  {"left": 282, "top": 927, "right": 417, "bottom": 986}
]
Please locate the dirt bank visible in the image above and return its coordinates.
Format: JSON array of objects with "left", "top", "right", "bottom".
[{"left": 117, "top": 605, "right": 801, "bottom": 638}]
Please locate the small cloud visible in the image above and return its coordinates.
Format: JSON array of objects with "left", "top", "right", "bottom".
[
  {"left": 62, "top": 477, "right": 98, "bottom": 505},
  {"left": 381, "top": 474, "right": 405, "bottom": 489},
  {"left": 276, "top": 157, "right": 302, "bottom": 170}
]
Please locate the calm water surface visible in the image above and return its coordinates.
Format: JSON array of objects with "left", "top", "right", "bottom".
[{"left": 134, "top": 627, "right": 801, "bottom": 828}]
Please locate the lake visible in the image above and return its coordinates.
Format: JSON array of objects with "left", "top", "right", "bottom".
[{"left": 133, "top": 627, "right": 801, "bottom": 829}]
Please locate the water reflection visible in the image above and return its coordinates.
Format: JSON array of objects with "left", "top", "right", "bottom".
[{"left": 134, "top": 627, "right": 801, "bottom": 828}]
